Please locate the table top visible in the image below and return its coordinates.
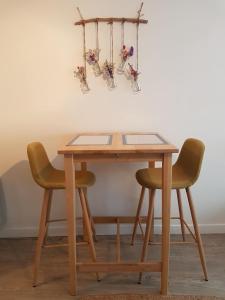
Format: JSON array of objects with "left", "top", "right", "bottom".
[{"left": 58, "top": 132, "right": 178, "bottom": 155}]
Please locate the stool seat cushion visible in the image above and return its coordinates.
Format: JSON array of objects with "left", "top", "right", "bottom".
[
  {"left": 27, "top": 142, "right": 96, "bottom": 190},
  {"left": 37, "top": 169, "right": 96, "bottom": 189},
  {"left": 136, "top": 138, "right": 205, "bottom": 190},
  {"left": 136, "top": 166, "right": 193, "bottom": 189}
]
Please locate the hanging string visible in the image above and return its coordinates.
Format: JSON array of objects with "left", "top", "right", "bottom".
[
  {"left": 82, "top": 23, "right": 87, "bottom": 76},
  {"left": 109, "top": 21, "right": 114, "bottom": 64},
  {"left": 96, "top": 20, "right": 99, "bottom": 50},
  {"left": 136, "top": 22, "right": 139, "bottom": 72},
  {"left": 77, "top": 7, "right": 87, "bottom": 76},
  {"left": 121, "top": 20, "right": 124, "bottom": 49},
  {"left": 136, "top": 2, "right": 143, "bottom": 72}
]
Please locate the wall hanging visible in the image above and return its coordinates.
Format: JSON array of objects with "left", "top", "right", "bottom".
[
  {"left": 74, "top": 3, "right": 148, "bottom": 94},
  {"left": 102, "top": 21, "right": 116, "bottom": 90}
]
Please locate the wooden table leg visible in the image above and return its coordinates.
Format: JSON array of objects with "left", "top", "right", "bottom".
[
  {"left": 64, "top": 154, "right": 76, "bottom": 296},
  {"left": 148, "top": 161, "right": 155, "bottom": 242},
  {"left": 81, "top": 162, "right": 88, "bottom": 242},
  {"left": 161, "top": 153, "right": 172, "bottom": 295}
]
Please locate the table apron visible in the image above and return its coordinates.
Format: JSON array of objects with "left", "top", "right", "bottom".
[{"left": 72, "top": 153, "right": 163, "bottom": 162}]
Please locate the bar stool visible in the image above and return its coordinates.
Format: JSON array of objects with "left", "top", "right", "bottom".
[
  {"left": 27, "top": 142, "right": 99, "bottom": 286},
  {"left": 131, "top": 138, "right": 208, "bottom": 282}
]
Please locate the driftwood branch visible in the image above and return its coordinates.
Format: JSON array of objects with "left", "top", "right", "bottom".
[
  {"left": 76, "top": 7, "right": 84, "bottom": 20},
  {"left": 75, "top": 3, "right": 148, "bottom": 26},
  {"left": 75, "top": 17, "right": 148, "bottom": 26},
  {"left": 137, "top": 2, "right": 144, "bottom": 19}
]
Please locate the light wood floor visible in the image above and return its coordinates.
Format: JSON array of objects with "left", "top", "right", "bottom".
[{"left": 0, "top": 234, "right": 225, "bottom": 299}]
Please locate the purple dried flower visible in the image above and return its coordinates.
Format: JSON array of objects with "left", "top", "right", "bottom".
[{"left": 129, "top": 46, "right": 134, "bottom": 56}]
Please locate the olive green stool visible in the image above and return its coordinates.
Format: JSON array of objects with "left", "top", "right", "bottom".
[
  {"left": 27, "top": 142, "right": 99, "bottom": 286},
  {"left": 131, "top": 138, "right": 208, "bottom": 282}
]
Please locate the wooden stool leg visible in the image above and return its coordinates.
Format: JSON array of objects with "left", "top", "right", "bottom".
[
  {"left": 131, "top": 187, "right": 145, "bottom": 245},
  {"left": 84, "top": 192, "right": 97, "bottom": 242},
  {"left": 43, "top": 190, "right": 53, "bottom": 245},
  {"left": 138, "top": 189, "right": 155, "bottom": 283},
  {"left": 149, "top": 207, "right": 154, "bottom": 243},
  {"left": 33, "top": 189, "right": 52, "bottom": 287},
  {"left": 148, "top": 193, "right": 154, "bottom": 245},
  {"left": 186, "top": 187, "right": 208, "bottom": 281},
  {"left": 176, "top": 189, "right": 186, "bottom": 241},
  {"left": 78, "top": 188, "right": 100, "bottom": 281}
]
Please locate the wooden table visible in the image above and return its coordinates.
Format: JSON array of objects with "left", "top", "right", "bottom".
[{"left": 58, "top": 132, "right": 178, "bottom": 296}]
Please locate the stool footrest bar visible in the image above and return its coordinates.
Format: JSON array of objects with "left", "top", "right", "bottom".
[
  {"left": 77, "top": 261, "right": 162, "bottom": 273},
  {"left": 182, "top": 220, "right": 197, "bottom": 242},
  {"left": 43, "top": 241, "right": 87, "bottom": 248}
]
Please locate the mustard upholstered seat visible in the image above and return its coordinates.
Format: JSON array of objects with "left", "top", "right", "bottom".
[
  {"left": 27, "top": 142, "right": 95, "bottom": 189},
  {"left": 131, "top": 138, "right": 208, "bottom": 282},
  {"left": 136, "top": 166, "right": 192, "bottom": 189},
  {"left": 34, "top": 168, "right": 95, "bottom": 189},
  {"left": 27, "top": 142, "right": 98, "bottom": 286},
  {"left": 136, "top": 138, "right": 204, "bottom": 190}
]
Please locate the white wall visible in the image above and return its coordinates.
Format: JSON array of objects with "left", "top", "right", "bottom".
[{"left": 0, "top": 0, "right": 225, "bottom": 237}]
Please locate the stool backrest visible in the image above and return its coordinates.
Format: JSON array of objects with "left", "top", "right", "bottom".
[
  {"left": 174, "top": 138, "right": 205, "bottom": 185},
  {"left": 27, "top": 142, "right": 54, "bottom": 188}
]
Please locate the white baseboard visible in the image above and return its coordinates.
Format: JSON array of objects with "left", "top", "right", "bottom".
[{"left": 0, "top": 223, "right": 225, "bottom": 238}]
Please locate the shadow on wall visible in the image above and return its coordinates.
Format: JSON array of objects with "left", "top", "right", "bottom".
[
  {"left": 0, "top": 160, "right": 41, "bottom": 236},
  {"left": 0, "top": 157, "right": 68, "bottom": 237},
  {"left": 0, "top": 150, "right": 146, "bottom": 237},
  {"left": 0, "top": 177, "right": 7, "bottom": 228}
]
